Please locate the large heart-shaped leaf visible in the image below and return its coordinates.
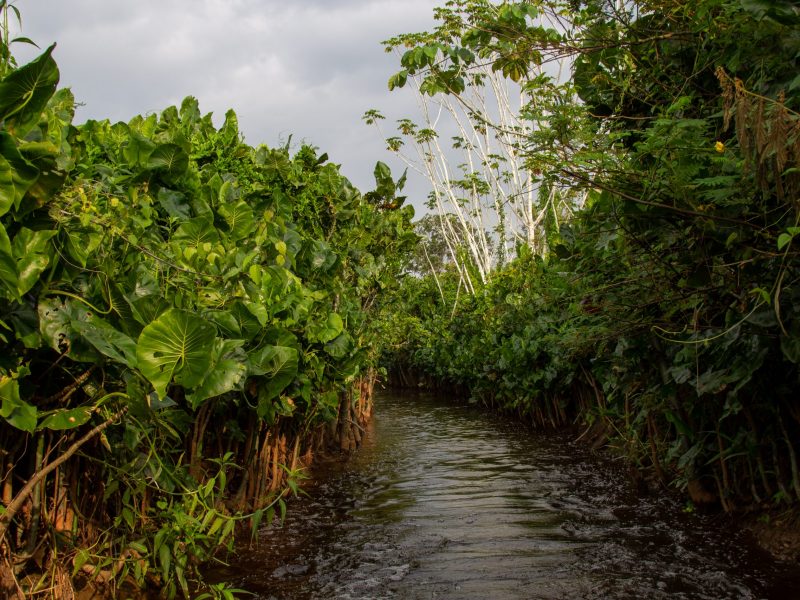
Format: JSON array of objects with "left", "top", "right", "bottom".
[
  {"left": 0, "top": 44, "right": 59, "bottom": 138},
  {"left": 123, "top": 131, "right": 156, "bottom": 168},
  {"left": 38, "top": 297, "right": 99, "bottom": 362},
  {"left": 136, "top": 309, "right": 217, "bottom": 399},
  {"left": 173, "top": 217, "right": 219, "bottom": 247},
  {"left": 157, "top": 188, "right": 191, "bottom": 220},
  {"left": 186, "top": 339, "right": 248, "bottom": 409},
  {"left": 208, "top": 301, "right": 262, "bottom": 340},
  {"left": 147, "top": 143, "right": 189, "bottom": 177},
  {"left": 218, "top": 200, "right": 255, "bottom": 241},
  {"left": 127, "top": 294, "right": 172, "bottom": 327}
]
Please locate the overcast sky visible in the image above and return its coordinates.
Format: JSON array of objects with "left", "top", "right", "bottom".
[{"left": 11, "top": 0, "right": 442, "bottom": 211}]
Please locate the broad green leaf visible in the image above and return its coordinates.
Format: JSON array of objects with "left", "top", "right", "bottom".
[
  {"left": 72, "top": 315, "right": 138, "bottom": 368},
  {"left": 123, "top": 131, "right": 156, "bottom": 168},
  {"left": 312, "top": 312, "right": 343, "bottom": 344},
  {"left": 158, "top": 543, "right": 171, "bottom": 579},
  {"left": 12, "top": 227, "right": 57, "bottom": 296},
  {"left": 147, "top": 143, "right": 189, "bottom": 176},
  {"left": 64, "top": 229, "right": 103, "bottom": 268},
  {"left": 156, "top": 188, "right": 191, "bottom": 220},
  {"left": 256, "top": 148, "right": 292, "bottom": 180},
  {"left": 0, "top": 222, "right": 18, "bottom": 298},
  {"left": 173, "top": 217, "right": 219, "bottom": 247},
  {"left": 38, "top": 297, "right": 99, "bottom": 362},
  {"left": 250, "top": 345, "right": 298, "bottom": 412},
  {"left": 781, "top": 334, "right": 800, "bottom": 364},
  {"left": 243, "top": 301, "right": 269, "bottom": 326},
  {"left": 186, "top": 339, "right": 247, "bottom": 408},
  {"left": 218, "top": 180, "right": 237, "bottom": 205},
  {"left": 218, "top": 200, "right": 255, "bottom": 241},
  {"left": 0, "top": 154, "right": 14, "bottom": 216},
  {"left": 325, "top": 331, "right": 353, "bottom": 359},
  {"left": 136, "top": 309, "right": 217, "bottom": 399},
  {"left": 777, "top": 232, "right": 793, "bottom": 251},
  {"left": 127, "top": 294, "right": 171, "bottom": 327},
  {"left": 0, "top": 375, "right": 36, "bottom": 433},
  {"left": 38, "top": 406, "right": 93, "bottom": 430},
  {"left": 262, "top": 325, "right": 299, "bottom": 349},
  {"left": 208, "top": 301, "right": 262, "bottom": 340},
  {"left": 0, "top": 44, "right": 59, "bottom": 137}
]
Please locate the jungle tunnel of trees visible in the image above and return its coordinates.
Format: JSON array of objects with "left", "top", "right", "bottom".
[{"left": 1, "top": 0, "right": 800, "bottom": 597}]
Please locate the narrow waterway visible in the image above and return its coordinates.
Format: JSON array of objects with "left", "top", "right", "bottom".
[{"left": 212, "top": 391, "right": 800, "bottom": 599}]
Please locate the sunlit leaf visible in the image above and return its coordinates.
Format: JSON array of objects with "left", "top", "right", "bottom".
[
  {"left": 0, "top": 43, "right": 59, "bottom": 137},
  {"left": 38, "top": 406, "right": 93, "bottom": 430},
  {"left": 0, "top": 375, "right": 36, "bottom": 433},
  {"left": 136, "top": 309, "right": 217, "bottom": 399}
]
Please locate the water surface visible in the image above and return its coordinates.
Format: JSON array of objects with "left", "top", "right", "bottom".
[{"left": 212, "top": 391, "right": 800, "bottom": 599}]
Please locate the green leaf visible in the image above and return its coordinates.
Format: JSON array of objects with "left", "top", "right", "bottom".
[
  {"left": 325, "top": 331, "right": 353, "bottom": 359},
  {"left": 158, "top": 542, "right": 172, "bottom": 579},
  {"left": 208, "top": 301, "right": 262, "bottom": 340},
  {"left": 122, "top": 131, "right": 156, "bottom": 168},
  {"left": 136, "top": 309, "right": 217, "bottom": 399},
  {"left": 251, "top": 345, "right": 298, "bottom": 412},
  {"left": 218, "top": 200, "right": 255, "bottom": 241},
  {"left": 72, "top": 548, "right": 91, "bottom": 577},
  {"left": 777, "top": 232, "right": 793, "bottom": 250},
  {"left": 312, "top": 312, "right": 344, "bottom": 344},
  {"left": 0, "top": 154, "right": 14, "bottom": 217},
  {"left": 38, "top": 297, "right": 99, "bottom": 362},
  {"left": 0, "top": 44, "right": 59, "bottom": 137},
  {"left": 781, "top": 334, "right": 800, "bottom": 364},
  {"left": 0, "top": 375, "right": 36, "bottom": 433},
  {"left": 147, "top": 143, "right": 189, "bottom": 176},
  {"left": 186, "top": 339, "right": 248, "bottom": 408},
  {"left": 0, "top": 222, "right": 18, "bottom": 298},
  {"left": 156, "top": 188, "right": 191, "bottom": 220},
  {"left": 173, "top": 217, "right": 219, "bottom": 247},
  {"left": 64, "top": 229, "right": 103, "bottom": 268},
  {"left": 12, "top": 227, "right": 56, "bottom": 296},
  {"left": 127, "top": 294, "right": 171, "bottom": 327},
  {"left": 72, "top": 315, "right": 138, "bottom": 368},
  {"left": 38, "top": 406, "right": 93, "bottom": 430}
]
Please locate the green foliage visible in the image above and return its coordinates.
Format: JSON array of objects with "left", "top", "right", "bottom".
[
  {"left": 0, "top": 15, "right": 416, "bottom": 597},
  {"left": 383, "top": 0, "right": 800, "bottom": 512}
]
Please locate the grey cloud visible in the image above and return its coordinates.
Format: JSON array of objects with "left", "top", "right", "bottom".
[{"left": 11, "top": 0, "right": 440, "bottom": 207}]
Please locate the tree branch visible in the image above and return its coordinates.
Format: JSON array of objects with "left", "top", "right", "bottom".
[{"left": 0, "top": 408, "right": 127, "bottom": 543}]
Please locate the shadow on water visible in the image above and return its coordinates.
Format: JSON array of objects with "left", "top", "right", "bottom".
[{"left": 207, "top": 391, "right": 800, "bottom": 599}]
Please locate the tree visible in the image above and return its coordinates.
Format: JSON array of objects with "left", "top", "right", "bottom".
[{"left": 365, "top": 0, "right": 584, "bottom": 289}]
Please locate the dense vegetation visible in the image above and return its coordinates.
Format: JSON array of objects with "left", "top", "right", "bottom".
[
  {"left": 379, "top": 0, "right": 800, "bottom": 513},
  {"left": 3, "top": 0, "right": 800, "bottom": 596},
  {"left": 0, "top": 7, "right": 415, "bottom": 597}
]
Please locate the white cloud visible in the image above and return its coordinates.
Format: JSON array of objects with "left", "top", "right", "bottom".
[{"left": 11, "top": 0, "right": 441, "bottom": 207}]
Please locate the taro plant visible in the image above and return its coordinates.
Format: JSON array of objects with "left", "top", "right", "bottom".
[{"left": 0, "top": 10, "right": 415, "bottom": 597}]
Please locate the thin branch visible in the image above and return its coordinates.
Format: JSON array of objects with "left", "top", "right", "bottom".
[{"left": 0, "top": 408, "right": 127, "bottom": 543}]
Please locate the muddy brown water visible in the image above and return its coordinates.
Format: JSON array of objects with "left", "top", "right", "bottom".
[{"left": 208, "top": 391, "right": 800, "bottom": 599}]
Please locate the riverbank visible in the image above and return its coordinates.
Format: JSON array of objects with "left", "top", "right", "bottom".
[{"left": 745, "top": 510, "right": 800, "bottom": 564}]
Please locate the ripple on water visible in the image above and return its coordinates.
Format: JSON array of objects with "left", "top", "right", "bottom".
[{"left": 207, "top": 391, "right": 800, "bottom": 600}]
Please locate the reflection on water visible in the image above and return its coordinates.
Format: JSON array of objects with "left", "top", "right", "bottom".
[{"left": 209, "top": 391, "right": 800, "bottom": 599}]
